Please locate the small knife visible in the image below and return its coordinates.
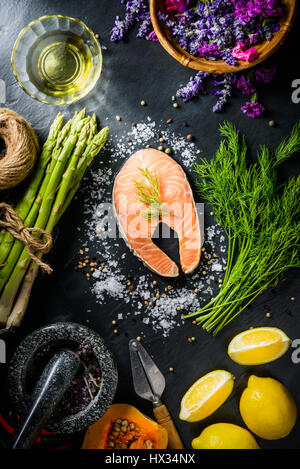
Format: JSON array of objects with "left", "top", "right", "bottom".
[{"left": 129, "top": 339, "right": 184, "bottom": 449}]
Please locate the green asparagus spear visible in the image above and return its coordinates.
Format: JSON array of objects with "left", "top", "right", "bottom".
[
  {"left": 16, "top": 113, "right": 64, "bottom": 219},
  {"left": 61, "top": 127, "right": 109, "bottom": 217}
]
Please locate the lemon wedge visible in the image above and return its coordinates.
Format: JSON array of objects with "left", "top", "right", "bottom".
[
  {"left": 179, "top": 370, "right": 234, "bottom": 422},
  {"left": 228, "top": 327, "right": 291, "bottom": 365}
]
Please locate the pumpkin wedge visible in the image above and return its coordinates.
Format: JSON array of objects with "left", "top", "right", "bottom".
[{"left": 82, "top": 403, "right": 168, "bottom": 449}]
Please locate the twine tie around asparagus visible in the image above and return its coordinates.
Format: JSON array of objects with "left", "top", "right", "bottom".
[{"left": 0, "top": 203, "right": 53, "bottom": 274}]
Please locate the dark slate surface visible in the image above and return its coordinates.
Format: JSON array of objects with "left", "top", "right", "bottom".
[{"left": 0, "top": 0, "right": 299, "bottom": 449}]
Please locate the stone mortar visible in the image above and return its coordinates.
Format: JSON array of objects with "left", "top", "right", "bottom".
[{"left": 8, "top": 322, "right": 118, "bottom": 434}]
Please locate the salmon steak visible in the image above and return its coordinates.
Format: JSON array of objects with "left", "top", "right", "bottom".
[{"left": 113, "top": 149, "right": 202, "bottom": 277}]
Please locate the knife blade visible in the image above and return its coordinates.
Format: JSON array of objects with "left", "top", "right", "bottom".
[
  {"left": 129, "top": 339, "right": 184, "bottom": 449},
  {"left": 129, "top": 339, "right": 165, "bottom": 406}
]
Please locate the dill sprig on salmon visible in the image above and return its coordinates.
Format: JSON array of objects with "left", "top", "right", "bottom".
[{"left": 134, "top": 168, "right": 176, "bottom": 220}]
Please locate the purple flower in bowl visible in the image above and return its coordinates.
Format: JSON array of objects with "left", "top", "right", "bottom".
[
  {"left": 164, "top": 0, "right": 190, "bottom": 14},
  {"left": 198, "top": 43, "right": 221, "bottom": 58}
]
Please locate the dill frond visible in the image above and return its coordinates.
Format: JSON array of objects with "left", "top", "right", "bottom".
[{"left": 187, "top": 120, "right": 300, "bottom": 334}]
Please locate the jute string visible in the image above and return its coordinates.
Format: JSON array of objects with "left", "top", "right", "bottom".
[
  {"left": 0, "top": 203, "right": 53, "bottom": 274},
  {"left": 0, "top": 108, "right": 39, "bottom": 190}
]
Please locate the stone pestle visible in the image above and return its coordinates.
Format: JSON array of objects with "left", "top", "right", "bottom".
[{"left": 12, "top": 349, "right": 81, "bottom": 449}]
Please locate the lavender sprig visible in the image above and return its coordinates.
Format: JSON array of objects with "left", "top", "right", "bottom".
[
  {"left": 110, "top": 0, "right": 149, "bottom": 42},
  {"left": 176, "top": 71, "right": 208, "bottom": 102},
  {"left": 212, "top": 74, "right": 235, "bottom": 112}
]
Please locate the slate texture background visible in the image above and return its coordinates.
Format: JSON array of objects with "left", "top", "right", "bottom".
[{"left": 0, "top": 0, "right": 299, "bottom": 449}]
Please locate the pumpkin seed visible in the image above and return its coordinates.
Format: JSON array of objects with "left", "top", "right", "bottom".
[{"left": 145, "top": 440, "right": 153, "bottom": 449}]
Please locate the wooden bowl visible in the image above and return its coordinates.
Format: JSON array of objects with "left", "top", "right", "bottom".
[{"left": 150, "top": 0, "right": 297, "bottom": 74}]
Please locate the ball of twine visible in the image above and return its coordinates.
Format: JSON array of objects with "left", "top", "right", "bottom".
[{"left": 0, "top": 108, "right": 39, "bottom": 190}]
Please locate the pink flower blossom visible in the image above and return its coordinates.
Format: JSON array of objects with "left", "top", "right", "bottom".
[
  {"left": 164, "top": 0, "right": 189, "bottom": 14},
  {"left": 231, "top": 42, "right": 258, "bottom": 62}
]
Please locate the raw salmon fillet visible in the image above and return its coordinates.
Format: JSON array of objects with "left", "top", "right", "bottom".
[{"left": 113, "top": 149, "right": 202, "bottom": 277}]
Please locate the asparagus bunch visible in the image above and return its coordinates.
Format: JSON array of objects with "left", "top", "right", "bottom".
[{"left": 0, "top": 109, "right": 109, "bottom": 329}]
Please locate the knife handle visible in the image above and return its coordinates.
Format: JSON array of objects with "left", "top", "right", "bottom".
[{"left": 153, "top": 404, "right": 184, "bottom": 449}]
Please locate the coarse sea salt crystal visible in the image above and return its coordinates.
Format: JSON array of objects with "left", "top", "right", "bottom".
[{"left": 211, "top": 263, "right": 223, "bottom": 272}]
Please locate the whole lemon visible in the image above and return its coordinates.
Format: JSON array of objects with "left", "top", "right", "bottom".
[
  {"left": 192, "top": 423, "right": 259, "bottom": 449},
  {"left": 240, "top": 375, "right": 297, "bottom": 440}
]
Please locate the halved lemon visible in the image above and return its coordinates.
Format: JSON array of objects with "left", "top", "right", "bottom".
[
  {"left": 228, "top": 327, "right": 291, "bottom": 365},
  {"left": 179, "top": 370, "right": 234, "bottom": 422}
]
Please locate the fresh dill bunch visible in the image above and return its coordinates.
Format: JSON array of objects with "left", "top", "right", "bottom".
[
  {"left": 134, "top": 168, "right": 175, "bottom": 219},
  {"left": 187, "top": 120, "right": 300, "bottom": 335}
]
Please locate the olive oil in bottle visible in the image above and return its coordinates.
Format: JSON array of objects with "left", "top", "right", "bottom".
[{"left": 27, "top": 30, "right": 93, "bottom": 98}]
